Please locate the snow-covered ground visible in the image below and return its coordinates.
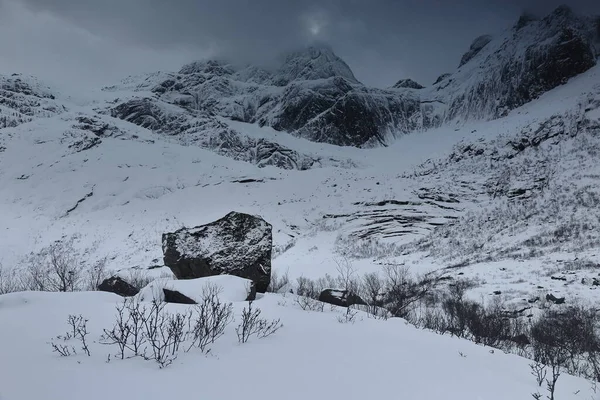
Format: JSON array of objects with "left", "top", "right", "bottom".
[
  {"left": 0, "top": 30, "right": 600, "bottom": 400},
  {"left": 0, "top": 289, "right": 594, "bottom": 400},
  {"left": 1, "top": 65, "right": 600, "bottom": 305}
]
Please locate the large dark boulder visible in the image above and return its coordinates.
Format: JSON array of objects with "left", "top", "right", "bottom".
[
  {"left": 318, "top": 289, "right": 367, "bottom": 308},
  {"left": 162, "top": 212, "right": 272, "bottom": 293},
  {"left": 98, "top": 276, "right": 139, "bottom": 297}
]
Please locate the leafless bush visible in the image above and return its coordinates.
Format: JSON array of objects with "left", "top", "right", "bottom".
[
  {"left": 530, "top": 305, "right": 600, "bottom": 379},
  {"left": 236, "top": 301, "right": 283, "bottom": 343},
  {"left": 125, "top": 269, "right": 155, "bottom": 291},
  {"left": 50, "top": 314, "right": 91, "bottom": 357},
  {"left": 187, "top": 283, "right": 234, "bottom": 353},
  {"left": 25, "top": 239, "right": 84, "bottom": 292},
  {"left": 295, "top": 276, "right": 324, "bottom": 299},
  {"left": 337, "top": 307, "right": 358, "bottom": 324},
  {"left": 85, "top": 257, "right": 109, "bottom": 291},
  {"left": 99, "top": 288, "right": 235, "bottom": 367},
  {"left": 267, "top": 270, "right": 290, "bottom": 293},
  {"left": 100, "top": 299, "right": 145, "bottom": 359},
  {"left": 140, "top": 300, "right": 180, "bottom": 368},
  {"left": 294, "top": 295, "right": 325, "bottom": 312},
  {"left": 530, "top": 361, "right": 547, "bottom": 387},
  {"left": 381, "top": 265, "right": 436, "bottom": 318},
  {"left": 362, "top": 272, "right": 384, "bottom": 307},
  {"left": 0, "top": 264, "right": 22, "bottom": 295},
  {"left": 334, "top": 257, "right": 360, "bottom": 294}
]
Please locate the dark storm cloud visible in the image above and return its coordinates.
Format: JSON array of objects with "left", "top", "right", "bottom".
[{"left": 2, "top": 0, "right": 600, "bottom": 88}]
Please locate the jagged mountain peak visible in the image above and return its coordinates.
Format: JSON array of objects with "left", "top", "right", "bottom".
[
  {"left": 178, "top": 59, "right": 237, "bottom": 76},
  {"left": 458, "top": 34, "right": 493, "bottom": 67},
  {"left": 272, "top": 44, "right": 359, "bottom": 86},
  {"left": 514, "top": 12, "right": 539, "bottom": 31},
  {"left": 392, "top": 78, "right": 425, "bottom": 89},
  {"left": 0, "top": 73, "right": 57, "bottom": 100}
]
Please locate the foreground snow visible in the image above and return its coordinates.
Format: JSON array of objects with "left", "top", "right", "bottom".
[{"left": 0, "top": 290, "right": 593, "bottom": 400}]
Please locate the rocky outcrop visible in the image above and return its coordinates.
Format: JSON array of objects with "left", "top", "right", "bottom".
[
  {"left": 459, "top": 35, "right": 492, "bottom": 67},
  {"left": 272, "top": 46, "right": 359, "bottom": 86},
  {"left": 318, "top": 289, "right": 367, "bottom": 308},
  {"left": 392, "top": 79, "right": 425, "bottom": 89},
  {"left": 163, "top": 288, "right": 197, "bottom": 304},
  {"left": 445, "top": 6, "right": 597, "bottom": 121},
  {"left": 162, "top": 212, "right": 272, "bottom": 293},
  {"left": 98, "top": 276, "right": 139, "bottom": 297},
  {"left": 0, "top": 74, "right": 65, "bottom": 128},
  {"left": 105, "top": 6, "right": 598, "bottom": 150},
  {"left": 110, "top": 97, "right": 325, "bottom": 170}
]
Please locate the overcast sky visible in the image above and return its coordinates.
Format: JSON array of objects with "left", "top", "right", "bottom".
[{"left": 0, "top": 0, "right": 598, "bottom": 90}]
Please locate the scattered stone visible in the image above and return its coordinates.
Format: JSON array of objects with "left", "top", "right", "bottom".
[
  {"left": 98, "top": 276, "right": 139, "bottom": 297},
  {"left": 318, "top": 289, "right": 367, "bottom": 308},
  {"left": 546, "top": 294, "right": 566, "bottom": 304}
]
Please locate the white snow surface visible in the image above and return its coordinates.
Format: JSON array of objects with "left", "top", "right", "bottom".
[
  {"left": 136, "top": 275, "right": 254, "bottom": 303},
  {"left": 0, "top": 290, "right": 594, "bottom": 400}
]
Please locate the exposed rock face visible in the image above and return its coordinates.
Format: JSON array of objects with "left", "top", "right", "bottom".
[
  {"left": 459, "top": 35, "right": 493, "bottom": 67},
  {"left": 433, "top": 73, "right": 452, "bottom": 85},
  {"left": 318, "top": 289, "right": 367, "bottom": 308},
  {"left": 98, "top": 276, "right": 139, "bottom": 297},
  {"left": 162, "top": 212, "right": 272, "bottom": 293},
  {"left": 0, "top": 74, "right": 65, "bottom": 129},
  {"left": 392, "top": 79, "right": 425, "bottom": 89},
  {"left": 110, "top": 98, "right": 323, "bottom": 170},
  {"left": 104, "top": 6, "right": 598, "bottom": 151},
  {"left": 445, "top": 6, "right": 597, "bottom": 121},
  {"left": 272, "top": 46, "right": 360, "bottom": 86},
  {"left": 163, "top": 288, "right": 197, "bottom": 304}
]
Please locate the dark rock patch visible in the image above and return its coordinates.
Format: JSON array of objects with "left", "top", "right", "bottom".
[{"left": 98, "top": 276, "right": 139, "bottom": 297}]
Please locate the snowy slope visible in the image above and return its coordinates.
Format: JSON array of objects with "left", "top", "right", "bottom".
[
  {"left": 0, "top": 290, "right": 594, "bottom": 400},
  {"left": 0, "top": 4, "right": 599, "bottom": 341}
]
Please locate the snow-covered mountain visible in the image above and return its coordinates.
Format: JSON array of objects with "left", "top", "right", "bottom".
[
  {"left": 2, "top": 5, "right": 600, "bottom": 399},
  {"left": 0, "top": 4, "right": 599, "bottom": 284},
  {"left": 101, "top": 6, "right": 598, "bottom": 149}
]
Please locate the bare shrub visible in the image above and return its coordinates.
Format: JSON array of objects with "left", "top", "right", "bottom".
[
  {"left": 294, "top": 295, "right": 325, "bottom": 312},
  {"left": 187, "top": 283, "right": 234, "bottom": 353},
  {"left": 25, "top": 239, "right": 84, "bottom": 292},
  {"left": 531, "top": 305, "right": 600, "bottom": 379},
  {"left": 334, "top": 257, "right": 360, "bottom": 294},
  {"left": 99, "top": 287, "right": 235, "bottom": 367},
  {"left": 381, "top": 265, "right": 436, "bottom": 318},
  {"left": 140, "top": 300, "right": 179, "bottom": 368},
  {"left": 101, "top": 300, "right": 139, "bottom": 359},
  {"left": 267, "top": 270, "right": 290, "bottom": 293},
  {"left": 50, "top": 314, "right": 91, "bottom": 357},
  {"left": 125, "top": 269, "right": 155, "bottom": 291},
  {"left": 0, "top": 264, "right": 22, "bottom": 295},
  {"left": 85, "top": 257, "right": 110, "bottom": 291},
  {"left": 530, "top": 361, "right": 547, "bottom": 387},
  {"left": 337, "top": 307, "right": 358, "bottom": 324},
  {"left": 362, "top": 272, "right": 384, "bottom": 307},
  {"left": 295, "top": 276, "right": 323, "bottom": 299},
  {"left": 236, "top": 301, "right": 283, "bottom": 343}
]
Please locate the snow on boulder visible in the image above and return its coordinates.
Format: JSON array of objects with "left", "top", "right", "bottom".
[
  {"left": 162, "top": 211, "right": 272, "bottom": 293},
  {"left": 136, "top": 275, "right": 257, "bottom": 304}
]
